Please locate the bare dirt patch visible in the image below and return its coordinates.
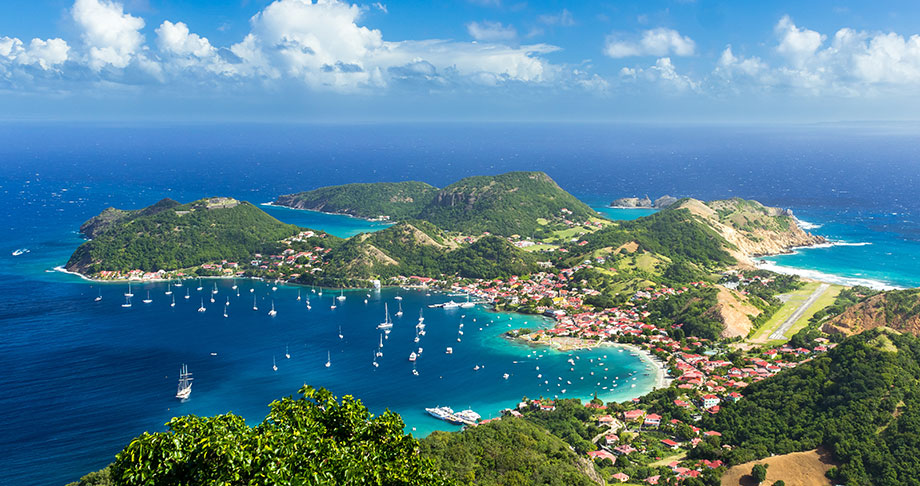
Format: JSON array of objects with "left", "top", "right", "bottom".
[{"left": 721, "top": 448, "right": 837, "bottom": 486}]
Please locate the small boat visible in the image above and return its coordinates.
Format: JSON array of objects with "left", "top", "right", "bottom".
[
  {"left": 285, "top": 345, "right": 290, "bottom": 359},
  {"left": 198, "top": 299, "right": 206, "bottom": 312},
  {"left": 445, "top": 347, "right": 453, "bottom": 354},
  {"left": 297, "top": 290, "right": 301, "bottom": 301},
  {"left": 121, "top": 296, "right": 132, "bottom": 308},
  {"left": 142, "top": 291, "right": 152, "bottom": 304},
  {"left": 412, "top": 363, "right": 419, "bottom": 376},
  {"left": 165, "top": 283, "right": 172, "bottom": 296},
  {"left": 223, "top": 304, "right": 228, "bottom": 318},
  {"left": 372, "top": 351, "right": 379, "bottom": 368},
  {"left": 11, "top": 248, "right": 29, "bottom": 256},
  {"left": 377, "top": 303, "right": 393, "bottom": 330},
  {"left": 330, "top": 299, "right": 336, "bottom": 310},
  {"left": 169, "top": 295, "right": 175, "bottom": 307},
  {"left": 306, "top": 297, "right": 311, "bottom": 310},
  {"left": 176, "top": 364, "right": 193, "bottom": 400},
  {"left": 338, "top": 326, "right": 344, "bottom": 339},
  {"left": 273, "top": 356, "right": 278, "bottom": 372},
  {"left": 364, "top": 299, "right": 368, "bottom": 304},
  {"left": 268, "top": 301, "right": 277, "bottom": 317},
  {"left": 395, "top": 294, "right": 402, "bottom": 301},
  {"left": 174, "top": 280, "right": 183, "bottom": 287},
  {"left": 336, "top": 289, "right": 346, "bottom": 301},
  {"left": 325, "top": 351, "right": 331, "bottom": 368},
  {"left": 184, "top": 288, "right": 190, "bottom": 299},
  {"left": 94, "top": 289, "right": 102, "bottom": 302},
  {"left": 252, "top": 295, "right": 258, "bottom": 311},
  {"left": 503, "top": 373, "right": 510, "bottom": 379},
  {"left": 418, "top": 309, "right": 424, "bottom": 324},
  {"left": 196, "top": 279, "right": 203, "bottom": 291},
  {"left": 231, "top": 280, "right": 238, "bottom": 290},
  {"left": 225, "top": 296, "right": 230, "bottom": 306},
  {"left": 311, "top": 285, "right": 316, "bottom": 294},
  {"left": 473, "top": 365, "right": 480, "bottom": 371},
  {"left": 395, "top": 301, "right": 403, "bottom": 317},
  {"left": 408, "top": 352, "right": 417, "bottom": 362},
  {"left": 124, "top": 283, "right": 134, "bottom": 298}
]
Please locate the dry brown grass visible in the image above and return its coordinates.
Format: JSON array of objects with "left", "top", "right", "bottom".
[{"left": 721, "top": 448, "right": 837, "bottom": 486}]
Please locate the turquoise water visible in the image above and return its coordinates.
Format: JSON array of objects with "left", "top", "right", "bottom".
[{"left": 260, "top": 203, "right": 393, "bottom": 238}]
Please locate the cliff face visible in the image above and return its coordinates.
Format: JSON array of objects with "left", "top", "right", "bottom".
[
  {"left": 610, "top": 195, "right": 678, "bottom": 209},
  {"left": 824, "top": 290, "right": 920, "bottom": 336},
  {"left": 672, "top": 198, "right": 826, "bottom": 264}
]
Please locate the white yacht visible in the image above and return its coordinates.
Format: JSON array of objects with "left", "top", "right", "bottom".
[{"left": 176, "top": 364, "right": 193, "bottom": 400}]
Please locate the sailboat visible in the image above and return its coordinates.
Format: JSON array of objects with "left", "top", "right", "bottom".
[
  {"left": 395, "top": 301, "right": 403, "bottom": 317},
  {"left": 338, "top": 326, "right": 344, "bottom": 339},
  {"left": 223, "top": 304, "right": 228, "bottom": 318},
  {"left": 418, "top": 308, "right": 424, "bottom": 324},
  {"left": 460, "top": 294, "right": 475, "bottom": 308},
  {"left": 285, "top": 345, "right": 291, "bottom": 359},
  {"left": 253, "top": 295, "right": 258, "bottom": 311},
  {"left": 336, "top": 289, "right": 346, "bottom": 301},
  {"left": 184, "top": 288, "right": 190, "bottom": 299},
  {"left": 176, "top": 364, "right": 193, "bottom": 400},
  {"left": 196, "top": 279, "right": 203, "bottom": 291},
  {"left": 124, "top": 283, "right": 134, "bottom": 298},
  {"left": 306, "top": 297, "right": 311, "bottom": 310},
  {"left": 174, "top": 279, "right": 183, "bottom": 287},
  {"left": 268, "top": 300, "right": 277, "bottom": 317},
  {"left": 330, "top": 298, "right": 336, "bottom": 310},
  {"left": 212, "top": 282, "right": 218, "bottom": 295},
  {"left": 143, "top": 291, "right": 153, "bottom": 304},
  {"left": 272, "top": 356, "right": 278, "bottom": 372},
  {"left": 395, "top": 293, "right": 402, "bottom": 301},
  {"left": 165, "top": 283, "right": 172, "bottom": 296},
  {"left": 377, "top": 334, "right": 384, "bottom": 357},
  {"left": 372, "top": 350, "right": 379, "bottom": 368},
  {"left": 198, "top": 298, "right": 206, "bottom": 312},
  {"left": 170, "top": 295, "right": 176, "bottom": 307},
  {"left": 94, "top": 289, "right": 102, "bottom": 302},
  {"left": 325, "top": 351, "right": 331, "bottom": 368},
  {"left": 311, "top": 284, "right": 316, "bottom": 294},
  {"left": 225, "top": 296, "right": 230, "bottom": 306},
  {"left": 377, "top": 303, "right": 393, "bottom": 329},
  {"left": 412, "top": 362, "right": 419, "bottom": 376},
  {"left": 121, "top": 296, "right": 132, "bottom": 308},
  {"left": 231, "top": 280, "right": 238, "bottom": 290},
  {"left": 297, "top": 289, "right": 301, "bottom": 301}
]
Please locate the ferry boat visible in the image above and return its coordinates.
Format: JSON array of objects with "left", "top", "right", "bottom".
[
  {"left": 425, "top": 406, "right": 461, "bottom": 424},
  {"left": 176, "top": 364, "right": 193, "bottom": 400},
  {"left": 442, "top": 300, "right": 460, "bottom": 309}
]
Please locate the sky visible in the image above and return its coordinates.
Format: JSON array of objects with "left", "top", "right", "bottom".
[{"left": 2, "top": 0, "right": 920, "bottom": 122}]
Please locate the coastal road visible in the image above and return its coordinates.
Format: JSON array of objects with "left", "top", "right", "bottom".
[{"left": 769, "top": 283, "right": 830, "bottom": 340}]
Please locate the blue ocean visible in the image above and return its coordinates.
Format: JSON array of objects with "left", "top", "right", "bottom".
[{"left": 1, "top": 123, "right": 920, "bottom": 485}]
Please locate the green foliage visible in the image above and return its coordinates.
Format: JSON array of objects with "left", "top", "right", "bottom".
[
  {"left": 419, "top": 417, "right": 597, "bottom": 486},
  {"left": 751, "top": 463, "right": 768, "bottom": 482},
  {"left": 703, "top": 329, "right": 920, "bottom": 486},
  {"left": 107, "top": 386, "right": 444, "bottom": 485},
  {"left": 518, "top": 399, "right": 601, "bottom": 454},
  {"left": 276, "top": 181, "right": 438, "bottom": 220},
  {"left": 569, "top": 209, "right": 734, "bottom": 272},
  {"left": 645, "top": 286, "right": 724, "bottom": 339},
  {"left": 418, "top": 171, "right": 597, "bottom": 237},
  {"left": 67, "top": 198, "right": 302, "bottom": 274},
  {"left": 66, "top": 467, "right": 115, "bottom": 486}
]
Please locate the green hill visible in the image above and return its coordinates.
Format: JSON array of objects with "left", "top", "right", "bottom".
[
  {"left": 420, "top": 417, "right": 600, "bottom": 486},
  {"left": 301, "top": 221, "right": 538, "bottom": 286},
  {"left": 418, "top": 171, "right": 596, "bottom": 237},
  {"left": 276, "top": 181, "right": 437, "bottom": 220},
  {"left": 66, "top": 197, "right": 300, "bottom": 275},
  {"left": 702, "top": 329, "right": 920, "bottom": 485}
]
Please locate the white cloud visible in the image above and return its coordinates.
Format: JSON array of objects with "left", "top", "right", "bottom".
[
  {"left": 618, "top": 57, "right": 699, "bottom": 92},
  {"left": 538, "top": 9, "right": 575, "bottom": 27},
  {"left": 72, "top": 0, "right": 146, "bottom": 70},
  {"left": 605, "top": 27, "right": 696, "bottom": 58},
  {"left": 466, "top": 21, "right": 517, "bottom": 42},
  {"left": 156, "top": 21, "right": 215, "bottom": 58},
  {"left": 0, "top": 36, "right": 70, "bottom": 70},
  {"left": 775, "top": 15, "right": 824, "bottom": 66}
]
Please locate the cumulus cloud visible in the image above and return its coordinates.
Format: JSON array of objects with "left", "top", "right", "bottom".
[
  {"left": 619, "top": 57, "right": 699, "bottom": 92},
  {"left": 0, "top": 36, "right": 70, "bottom": 70},
  {"left": 605, "top": 27, "right": 696, "bottom": 58},
  {"left": 72, "top": 0, "right": 146, "bottom": 70},
  {"left": 466, "top": 21, "right": 517, "bottom": 42},
  {"left": 156, "top": 21, "right": 215, "bottom": 58}
]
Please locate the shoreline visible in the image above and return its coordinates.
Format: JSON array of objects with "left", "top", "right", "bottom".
[
  {"left": 261, "top": 202, "right": 394, "bottom": 224},
  {"left": 754, "top": 259, "right": 902, "bottom": 291}
]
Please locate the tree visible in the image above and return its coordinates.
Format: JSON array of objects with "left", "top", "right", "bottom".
[
  {"left": 751, "top": 463, "right": 768, "bottom": 484},
  {"left": 108, "top": 386, "right": 445, "bottom": 485},
  {"left": 773, "top": 481, "right": 786, "bottom": 486}
]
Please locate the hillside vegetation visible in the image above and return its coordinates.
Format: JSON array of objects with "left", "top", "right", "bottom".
[
  {"left": 66, "top": 198, "right": 300, "bottom": 275},
  {"left": 277, "top": 171, "right": 597, "bottom": 237},
  {"left": 823, "top": 288, "right": 920, "bottom": 336},
  {"left": 276, "top": 181, "right": 437, "bottom": 220},
  {"left": 702, "top": 329, "right": 920, "bottom": 485}
]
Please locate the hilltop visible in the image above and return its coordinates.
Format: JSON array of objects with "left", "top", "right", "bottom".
[
  {"left": 823, "top": 288, "right": 920, "bottom": 336},
  {"left": 276, "top": 181, "right": 437, "bottom": 220},
  {"left": 66, "top": 197, "right": 301, "bottom": 276},
  {"left": 277, "top": 171, "right": 597, "bottom": 237}
]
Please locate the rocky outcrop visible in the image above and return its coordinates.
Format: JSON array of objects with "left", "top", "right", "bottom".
[
  {"left": 824, "top": 290, "right": 920, "bottom": 337},
  {"left": 610, "top": 195, "right": 678, "bottom": 209},
  {"left": 654, "top": 195, "right": 678, "bottom": 208},
  {"left": 714, "top": 285, "right": 761, "bottom": 338},
  {"left": 672, "top": 198, "right": 826, "bottom": 264},
  {"left": 79, "top": 198, "right": 180, "bottom": 238}
]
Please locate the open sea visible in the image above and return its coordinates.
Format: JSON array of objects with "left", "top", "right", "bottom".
[{"left": 1, "top": 122, "right": 920, "bottom": 485}]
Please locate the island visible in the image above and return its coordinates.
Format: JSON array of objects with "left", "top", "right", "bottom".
[{"left": 76, "top": 172, "right": 920, "bottom": 486}]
